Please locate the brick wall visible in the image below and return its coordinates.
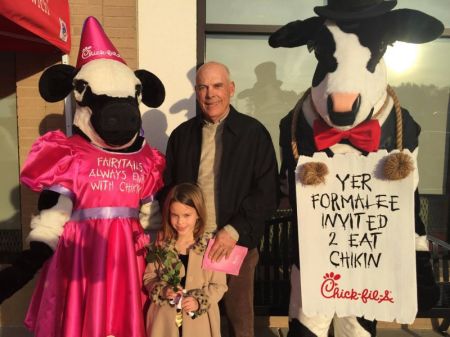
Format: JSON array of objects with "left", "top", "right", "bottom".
[{"left": 70, "top": 0, "right": 138, "bottom": 69}]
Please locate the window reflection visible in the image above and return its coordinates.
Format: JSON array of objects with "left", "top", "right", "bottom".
[
  {"left": 206, "top": 0, "right": 325, "bottom": 25},
  {"left": 396, "top": 0, "right": 450, "bottom": 27},
  {"left": 387, "top": 39, "right": 450, "bottom": 195}
]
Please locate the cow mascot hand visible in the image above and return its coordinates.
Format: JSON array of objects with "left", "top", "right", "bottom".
[
  {"left": 271, "top": 1, "right": 444, "bottom": 336},
  {"left": 0, "top": 17, "right": 165, "bottom": 337}
]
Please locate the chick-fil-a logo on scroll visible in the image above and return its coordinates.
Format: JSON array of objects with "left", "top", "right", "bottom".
[{"left": 320, "top": 272, "right": 394, "bottom": 304}]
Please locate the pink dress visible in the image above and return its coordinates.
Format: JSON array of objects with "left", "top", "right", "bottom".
[{"left": 20, "top": 130, "right": 165, "bottom": 337}]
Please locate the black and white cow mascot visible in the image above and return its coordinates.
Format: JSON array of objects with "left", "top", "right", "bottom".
[
  {"left": 272, "top": 1, "right": 444, "bottom": 336},
  {"left": 0, "top": 16, "right": 165, "bottom": 337}
]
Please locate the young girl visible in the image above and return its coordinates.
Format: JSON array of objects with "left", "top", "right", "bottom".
[{"left": 144, "top": 183, "right": 227, "bottom": 337}]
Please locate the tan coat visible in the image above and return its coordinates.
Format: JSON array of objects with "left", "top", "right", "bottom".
[{"left": 144, "top": 239, "right": 227, "bottom": 337}]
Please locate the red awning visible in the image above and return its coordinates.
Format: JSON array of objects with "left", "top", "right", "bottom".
[{"left": 0, "top": 0, "right": 71, "bottom": 54}]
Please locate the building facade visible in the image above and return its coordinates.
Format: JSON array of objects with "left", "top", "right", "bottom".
[{"left": 0, "top": 0, "right": 449, "bottom": 330}]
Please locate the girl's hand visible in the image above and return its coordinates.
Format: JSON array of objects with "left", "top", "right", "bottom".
[
  {"left": 181, "top": 296, "right": 199, "bottom": 312},
  {"left": 163, "top": 286, "right": 182, "bottom": 300}
]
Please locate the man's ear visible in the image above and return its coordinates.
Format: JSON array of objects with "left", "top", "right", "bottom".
[
  {"left": 135, "top": 70, "right": 166, "bottom": 108},
  {"left": 229, "top": 81, "right": 236, "bottom": 97},
  {"left": 39, "top": 64, "right": 78, "bottom": 102}
]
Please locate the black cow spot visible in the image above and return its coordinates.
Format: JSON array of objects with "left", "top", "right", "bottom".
[{"left": 312, "top": 26, "right": 338, "bottom": 87}]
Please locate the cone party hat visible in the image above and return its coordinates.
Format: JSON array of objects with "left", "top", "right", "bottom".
[{"left": 76, "top": 16, "right": 126, "bottom": 68}]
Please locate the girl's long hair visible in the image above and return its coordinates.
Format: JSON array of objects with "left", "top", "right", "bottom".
[{"left": 160, "top": 183, "right": 207, "bottom": 242}]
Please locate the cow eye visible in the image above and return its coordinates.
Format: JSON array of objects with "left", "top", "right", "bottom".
[
  {"left": 307, "top": 40, "right": 316, "bottom": 53},
  {"left": 135, "top": 84, "right": 142, "bottom": 97},
  {"left": 73, "top": 80, "right": 88, "bottom": 94}
]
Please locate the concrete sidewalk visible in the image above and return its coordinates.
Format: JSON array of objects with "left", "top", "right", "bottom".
[
  {"left": 251, "top": 316, "right": 448, "bottom": 337},
  {"left": 0, "top": 318, "right": 448, "bottom": 337}
]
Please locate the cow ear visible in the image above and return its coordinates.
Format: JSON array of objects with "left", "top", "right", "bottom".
[
  {"left": 383, "top": 9, "right": 444, "bottom": 44},
  {"left": 135, "top": 70, "right": 166, "bottom": 108},
  {"left": 39, "top": 64, "right": 77, "bottom": 102},
  {"left": 269, "top": 17, "right": 325, "bottom": 48}
]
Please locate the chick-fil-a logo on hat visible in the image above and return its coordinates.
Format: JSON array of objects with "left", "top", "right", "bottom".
[
  {"left": 81, "top": 46, "right": 121, "bottom": 60},
  {"left": 320, "top": 272, "right": 394, "bottom": 304}
]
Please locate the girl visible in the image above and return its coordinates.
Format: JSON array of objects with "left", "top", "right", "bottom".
[{"left": 144, "top": 183, "right": 227, "bottom": 337}]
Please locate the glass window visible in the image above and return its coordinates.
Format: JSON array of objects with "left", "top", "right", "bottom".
[
  {"left": 206, "top": 0, "right": 325, "bottom": 25},
  {"left": 386, "top": 39, "right": 450, "bottom": 195},
  {"left": 397, "top": 0, "right": 450, "bottom": 27},
  {"left": 0, "top": 52, "right": 21, "bottom": 261},
  {"left": 206, "top": 0, "right": 449, "bottom": 26}
]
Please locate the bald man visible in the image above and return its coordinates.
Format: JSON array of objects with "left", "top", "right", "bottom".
[{"left": 163, "top": 62, "right": 278, "bottom": 337}]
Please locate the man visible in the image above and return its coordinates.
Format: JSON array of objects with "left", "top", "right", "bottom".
[{"left": 163, "top": 61, "right": 278, "bottom": 337}]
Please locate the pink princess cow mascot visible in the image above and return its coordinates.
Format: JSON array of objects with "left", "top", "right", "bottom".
[
  {"left": 0, "top": 17, "right": 165, "bottom": 337},
  {"left": 272, "top": 0, "right": 444, "bottom": 336}
]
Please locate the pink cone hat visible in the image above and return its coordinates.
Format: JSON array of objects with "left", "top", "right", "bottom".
[{"left": 76, "top": 16, "right": 126, "bottom": 68}]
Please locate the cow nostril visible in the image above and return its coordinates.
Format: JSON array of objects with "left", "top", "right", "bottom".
[
  {"left": 352, "top": 95, "right": 361, "bottom": 114},
  {"left": 327, "top": 96, "right": 333, "bottom": 114}
]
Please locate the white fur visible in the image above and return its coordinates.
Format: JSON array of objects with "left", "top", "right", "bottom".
[
  {"left": 415, "top": 234, "right": 429, "bottom": 251},
  {"left": 139, "top": 200, "right": 162, "bottom": 230},
  {"left": 74, "top": 59, "right": 140, "bottom": 99},
  {"left": 27, "top": 195, "right": 73, "bottom": 250},
  {"left": 311, "top": 21, "right": 388, "bottom": 130}
]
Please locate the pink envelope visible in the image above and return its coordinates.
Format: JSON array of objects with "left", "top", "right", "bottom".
[{"left": 202, "top": 238, "right": 248, "bottom": 276}]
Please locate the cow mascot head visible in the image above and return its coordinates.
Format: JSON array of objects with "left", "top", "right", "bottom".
[
  {"left": 272, "top": 1, "right": 444, "bottom": 336},
  {"left": 0, "top": 16, "right": 165, "bottom": 337}
]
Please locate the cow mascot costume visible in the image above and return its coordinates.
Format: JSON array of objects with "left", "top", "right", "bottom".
[
  {"left": 0, "top": 17, "right": 165, "bottom": 337},
  {"left": 271, "top": 1, "right": 444, "bottom": 336}
]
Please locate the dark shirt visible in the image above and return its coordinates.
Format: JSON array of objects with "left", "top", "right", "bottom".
[{"left": 179, "top": 253, "right": 189, "bottom": 288}]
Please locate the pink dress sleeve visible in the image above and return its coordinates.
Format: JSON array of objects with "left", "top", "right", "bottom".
[
  {"left": 20, "top": 130, "right": 75, "bottom": 194},
  {"left": 141, "top": 146, "right": 165, "bottom": 203}
]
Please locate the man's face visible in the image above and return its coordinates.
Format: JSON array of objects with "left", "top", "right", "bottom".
[{"left": 195, "top": 64, "right": 235, "bottom": 123}]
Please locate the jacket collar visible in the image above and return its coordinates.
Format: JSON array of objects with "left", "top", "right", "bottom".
[
  {"left": 164, "top": 232, "right": 213, "bottom": 255},
  {"left": 195, "top": 105, "right": 241, "bottom": 136}
]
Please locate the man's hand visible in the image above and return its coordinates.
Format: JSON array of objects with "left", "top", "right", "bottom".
[{"left": 208, "top": 229, "right": 237, "bottom": 262}]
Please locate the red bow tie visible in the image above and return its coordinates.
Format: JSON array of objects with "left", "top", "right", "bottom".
[{"left": 313, "top": 118, "right": 381, "bottom": 152}]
